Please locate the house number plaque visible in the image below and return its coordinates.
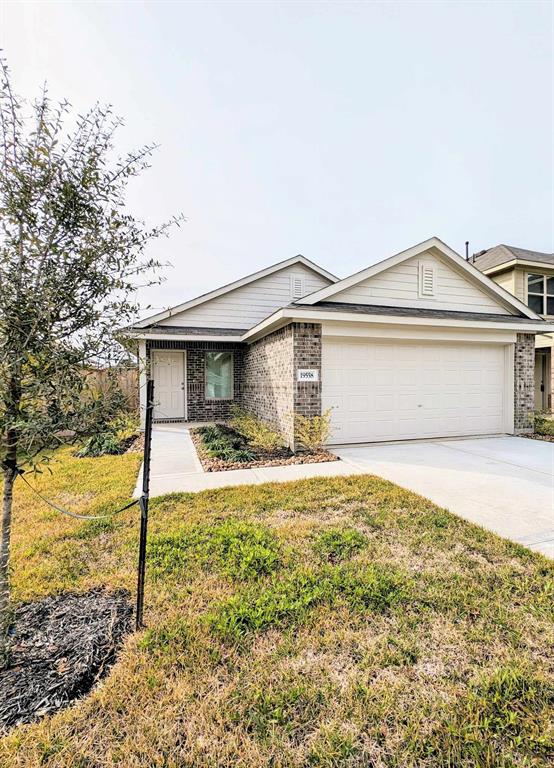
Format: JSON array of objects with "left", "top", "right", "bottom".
[{"left": 297, "top": 369, "right": 319, "bottom": 382}]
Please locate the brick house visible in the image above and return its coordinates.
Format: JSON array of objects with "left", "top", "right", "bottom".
[{"left": 127, "top": 237, "right": 553, "bottom": 448}]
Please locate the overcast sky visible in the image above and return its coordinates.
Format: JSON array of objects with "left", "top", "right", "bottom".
[{"left": 2, "top": 1, "right": 553, "bottom": 312}]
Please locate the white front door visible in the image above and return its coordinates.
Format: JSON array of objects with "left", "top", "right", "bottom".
[
  {"left": 322, "top": 339, "right": 509, "bottom": 444},
  {"left": 152, "top": 351, "right": 185, "bottom": 419}
]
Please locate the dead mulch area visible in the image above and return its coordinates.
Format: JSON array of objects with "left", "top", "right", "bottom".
[
  {"left": 190, "top": 428, "right": 338, "bottom": 473},
  {"left": 0, "top": 588, "right": 132, "bottom": 732}
]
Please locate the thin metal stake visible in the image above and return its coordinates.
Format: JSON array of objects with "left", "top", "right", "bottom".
[{"left": 136, "top": 378, "right": 154, "bottom": 630}]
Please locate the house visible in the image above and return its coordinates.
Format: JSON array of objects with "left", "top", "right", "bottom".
[
  {"left": 472, "top": 245, "right": 554, "bottom": 412},
  {"left": 127, "top": 237, "right": 554, "bottom": 447}
]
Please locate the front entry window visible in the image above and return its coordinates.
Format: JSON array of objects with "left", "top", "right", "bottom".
[{"left": 205, "top": 351, "right": 233, "bottom": 399}]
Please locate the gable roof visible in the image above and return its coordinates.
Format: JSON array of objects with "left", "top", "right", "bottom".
[
  {"left": 472, "top": 244, "right": 554, "bottom": 272},
  {"left": 131, "top": 254, "right": 338, "bottom": 329},
  {"left": 295, "top": 236, "right": 541, "bottom": 320}
]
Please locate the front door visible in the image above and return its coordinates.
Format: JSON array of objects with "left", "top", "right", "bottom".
[{"left": 152, "top": 351, "right": 186, "bottom": 419}]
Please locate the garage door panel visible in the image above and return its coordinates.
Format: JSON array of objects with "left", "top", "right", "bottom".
[{"left": 323, "top": 339, "right": 508, "bottom": 444}]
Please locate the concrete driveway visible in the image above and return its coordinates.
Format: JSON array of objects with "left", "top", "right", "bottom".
[{"left": 336, "top": 436, "right": 554, "bottom": 558}]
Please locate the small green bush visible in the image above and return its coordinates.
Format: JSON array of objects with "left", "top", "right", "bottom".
[
  {"left": 534, "top": 412, "right": 554, "bottom": 436},
  {"left": 230, "top": 408, "right": 285, "bottom": 452},
  {"left": 314, "top": 527, "right": 368, "bottom": 562},
  {"left": 294, "top": 409, "right": 332, "bottom": 453},
  {"left": 75, "top": 431, "right": 122, "bottom": 458},
  {"left": 197, "top": 423, "right": 257, "bottom": 462}
]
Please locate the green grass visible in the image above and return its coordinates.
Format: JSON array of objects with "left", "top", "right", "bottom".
[{"left": 2, "top": 447, "right": 553, "bottom": 767}]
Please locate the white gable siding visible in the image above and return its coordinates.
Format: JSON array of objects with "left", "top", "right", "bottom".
[
  {"left": 158, "top": 263, "right": 331, "bottom": 329},
  {"left": 492, "top": 270, "right": 516, "bottom": 298},
  {"left": 328, "top": 252, "right": 515, "bottom": 315}
]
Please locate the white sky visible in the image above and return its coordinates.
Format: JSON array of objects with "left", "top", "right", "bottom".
[{"left": 2, "top": 1, "right": 553, "bottom": 314}]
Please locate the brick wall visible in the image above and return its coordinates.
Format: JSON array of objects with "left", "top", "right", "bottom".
[
  {"left": 293, "top": 323, "right": 322, "bottom": 420},
  {"left": 242, "top": 322, "right": 322, "bottom": 447},
  {"left": 146, "top": 339, "right": 245, "bottom": 422},
  {"left": 514, "top": 333, "right": 535, "bottom": 433},
  {"left": 242, "top": 325, "right": 295, "bottom": 444}
]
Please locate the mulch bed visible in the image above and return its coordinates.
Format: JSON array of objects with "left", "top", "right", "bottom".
[
  {"left": 522, "top": 433, "right": 554, "bottom": 443},
  {"left": 190, "top": 428, "right": 338, "bottom": 472},
  {"left": 0, "top": 588, "right": 133, "bottom": 732},
  {"left": 125, "top": 433, "right": 144, "bottom": 453}
]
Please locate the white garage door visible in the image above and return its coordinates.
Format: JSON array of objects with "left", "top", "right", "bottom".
[{"left": 322, "top": 339, "right": 508, "bottom": 444}]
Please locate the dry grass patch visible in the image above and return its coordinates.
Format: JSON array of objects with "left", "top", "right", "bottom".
[{"left": 1, "top": 452, "right": 553, "bottom": 767}]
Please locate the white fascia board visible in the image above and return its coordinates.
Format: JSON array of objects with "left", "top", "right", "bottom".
[
  {"left": 126, "top": 332, "right": 244, "bottom": 343},
  {"left": 242, "top": 307, "right": 554, "bottom": 342},
  {"left": 131, "top": 255, "right": 338, "bottom": 329},
  {"left": 295, "top": 236, "right": 541, "bottom": 320},
  {"left": 484, "top": 260, "right": 554, "bottom": 276}
]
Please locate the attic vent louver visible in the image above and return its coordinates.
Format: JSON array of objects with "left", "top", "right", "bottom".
[
  {"left": 290, "top": 274, "right": 305, "bottom": 299},
  {"left": 418, "top": 262, "right": 436, "bottom": 297}
]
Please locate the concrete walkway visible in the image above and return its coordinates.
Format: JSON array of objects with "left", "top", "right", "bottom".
[
  {"left": 135, "top": 427, "right": 553, "bottom": 558},
  {"left": 133, "top": 423, "right": 363, "bottom": 498}
]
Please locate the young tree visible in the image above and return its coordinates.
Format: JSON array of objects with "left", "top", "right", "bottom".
[{"left": 0, "top": 59, "right": 180, "bottom": 640}]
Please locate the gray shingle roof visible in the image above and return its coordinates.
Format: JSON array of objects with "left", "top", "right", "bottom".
[
  {"left": 136, "top": 325, "right": 248, "bottom": 336},
  {"left": 472, "top": 244, "right": 554, "bottom": 271},
  {"left": 291, "top": 301, "right": 536, "bottom": 323}
]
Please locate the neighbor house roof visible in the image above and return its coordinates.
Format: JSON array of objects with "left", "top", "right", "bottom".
[
  {"left": 472, "top": 244, "right": 554, "bottom": 272},
  {"left": 130, "top": 254, "right": 338, "bottom": 329}
]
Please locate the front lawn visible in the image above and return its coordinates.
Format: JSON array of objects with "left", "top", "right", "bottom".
[{"left": 2, "top": 449, "right": 553, "bottom": 767}]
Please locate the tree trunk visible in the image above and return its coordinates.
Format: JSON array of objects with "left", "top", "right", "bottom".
[{"left": 0, "top": 434, "right": 17, "bottom": 660}]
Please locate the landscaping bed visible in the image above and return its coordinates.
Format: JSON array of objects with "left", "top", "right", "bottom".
[
  {"left": 524, "top": 413, "right": 554, "bottom": 443},
  {"left": 0, "top": 588, "right": 132, "bottom": 732},
  {"left": 190, "top": 424, "right": 338, "bottom": 472}
]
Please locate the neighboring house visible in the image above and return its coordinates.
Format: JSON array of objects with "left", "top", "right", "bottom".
[
  {"left": 472, "top": 245, "right": 554, "bottom": 412},
  {"left": 126, "top": 237, "right": 553, "bottom": 447}
]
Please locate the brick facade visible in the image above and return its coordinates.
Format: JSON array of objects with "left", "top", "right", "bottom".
[
  {"left": 242, "top": 322, "right": 322, "bottom": 447},
  {"left": 146, "top": 325, "right": 535, "bottom": 443},
  {"left": 293, "top": 323, "right": 322, "bottom": 421},
  {"left": 514, "top": 333, "right": 535, "bottom": 433},
  {"left": 242, "top": 325, "right": 295, "bottom": 444},
  {"left": 146, "top": 339, "right": 245, "bottom": 422}
]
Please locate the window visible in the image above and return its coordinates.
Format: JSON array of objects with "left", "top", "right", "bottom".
[
  {"left": 418, "top": 261, "right": 436, "bottom": 297},
  {"left": 290, "top": 274, "right": 305, "bottom": 300},
  {"left": 205, "top": 351, "right": 233, "bottom": 399},
  {"left": 527, "top": 274, "right": 554, "bottom": 315}
]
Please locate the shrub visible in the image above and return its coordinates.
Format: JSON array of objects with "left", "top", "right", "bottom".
[
  {"left": 75, "top": 431, "right": 122, "bottom": 458},
  {"left": 197, "top": 423, "right": 257, "bottom": 463},
  {"left": 534, "top": 412, "right": 554, "bottom": 436},
  {"left": 111, "top": 413, "right": 139, "bottom": 443},
  {"left": 74, "top": 412, "right": 139, "bottom": 457},
  {"left": 230, "top": 408, "right": 285, "bottom": 453},
  {"left": 294, "top": 409, "right": 332, "bottom": 453}
]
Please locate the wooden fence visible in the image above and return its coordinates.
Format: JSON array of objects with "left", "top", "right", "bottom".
[{"left": 84, "top": 367, "right": 139, "bottom": 411}]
